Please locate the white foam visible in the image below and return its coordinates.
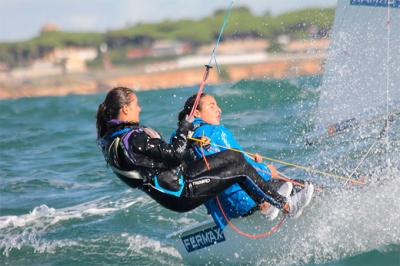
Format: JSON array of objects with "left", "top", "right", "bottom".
[
  {"left": 125, "top": 234, "right": 182, "bottom": 259},
  {"left": 155, "top": 215, "right": 197, "bottom": 226},
  {"left": 1, "top": 195, "right": 148, "bottom": 230},
  {"left": 0, "top": 195, "right": 147, "bottom": 256},
  {"left": 176, "top": 216, "right": 197, "bottom": 225},
  {"left": 267, "top": 171, "right": 400, "bottom": 265},
  {"left": 1, "top": 229, "right": 80, "bottom": 257}
]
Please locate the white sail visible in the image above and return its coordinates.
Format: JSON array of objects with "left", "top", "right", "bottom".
[{"left": 315, "top": 0, "right": 400, "bottom": 132}]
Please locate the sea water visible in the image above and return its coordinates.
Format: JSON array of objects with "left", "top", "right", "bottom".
[{"left": 1, "top": 76, "right": 399, "bottom": 265}]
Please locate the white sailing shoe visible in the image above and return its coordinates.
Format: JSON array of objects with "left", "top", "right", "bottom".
[
  {"left": 287, "top": 182, "right": 314, "bottom": 219},
  {"left": 263, "top": 182, "right": 293, "bottom": 220}
]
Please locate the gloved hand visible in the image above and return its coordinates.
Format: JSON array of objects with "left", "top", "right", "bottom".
[
  {"left": 178, "top": 115, "right": 194, "bottom": 133},
  {"left": 185, "top": 115, "right": 194, "bottom": 123}
]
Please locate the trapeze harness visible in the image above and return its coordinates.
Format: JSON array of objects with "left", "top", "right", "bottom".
[{"left": 101, "top": 123, "right": 192, "bottom": 211}]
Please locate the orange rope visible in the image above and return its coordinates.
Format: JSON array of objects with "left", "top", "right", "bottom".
[
  {"left": 199, "top": 144, "right": 286, "bottom": 239},
  {"left": 199, "top": 135, "right": 211, "bottom": 170},
  {"left": 200, "top": 147, "right": 211, "bottom": 170},
  {"left": 215, "top": 195, "right": 286, "bottom": 239}
]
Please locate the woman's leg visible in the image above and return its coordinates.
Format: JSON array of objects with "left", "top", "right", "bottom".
[
  {"left": 185, "top": 150, "right": 287, "bottom": 209},
  {"left": 143, "top": 173, "right": 252, "bottom": 212}
]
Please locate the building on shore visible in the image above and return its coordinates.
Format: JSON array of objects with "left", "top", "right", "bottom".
[
  {"left": 7, "top": 47, "right": 98, "bottom": 80},
  {"left": 151, "top": 40, "right": 192, "bottom": 57},
  {"left": 46, "top": 47, "right": 98, "bottom": 73}
]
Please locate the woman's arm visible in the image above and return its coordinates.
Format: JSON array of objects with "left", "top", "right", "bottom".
[{"left": 129, "top": 120, "right": 193, "bottom": 166}]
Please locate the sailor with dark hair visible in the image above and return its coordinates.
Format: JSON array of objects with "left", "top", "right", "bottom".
[
  {"left": 97, "top": 87, "right": 304, "bottom": 214},
  {"left": 177, "top": 93, "right": 315, "bottom": 226}
]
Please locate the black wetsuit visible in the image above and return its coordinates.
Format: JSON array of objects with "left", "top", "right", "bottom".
[{"left": 99, "top": 120, "right": 287, "bottom": 212}]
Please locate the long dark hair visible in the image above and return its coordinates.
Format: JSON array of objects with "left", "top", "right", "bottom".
[
  {"left": 178, "top": 93, "right": 208, "bottom": 123},
  {"left": 96, "top": 87, "right": 135, "bottom": 138}
]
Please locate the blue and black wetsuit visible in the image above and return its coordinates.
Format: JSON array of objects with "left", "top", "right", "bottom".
[
  {"left": 99, "top": 120, "right": 286, "bottom": 213},
  {"left": 191, "top": 118, "right": 287, "bottom": 227}
]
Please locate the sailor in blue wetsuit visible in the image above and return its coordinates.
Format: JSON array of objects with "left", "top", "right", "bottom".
[
  {"left": 191, "top": 117, "right": 267, "bottom": 228},
  {"left": 177, "top": 93, "right": 315, "bottom": 227},
  {"left": 96, "top": 87, "right": 294, "bottom": 214}
]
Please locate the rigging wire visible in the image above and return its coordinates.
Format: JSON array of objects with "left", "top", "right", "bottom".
[{"left": 188, "top": 1, "right": 234, "bottom": 118}]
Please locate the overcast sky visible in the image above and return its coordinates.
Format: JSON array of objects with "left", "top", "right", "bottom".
[{"left": 0, "top": 0, "right": 337, "bottom": 42}]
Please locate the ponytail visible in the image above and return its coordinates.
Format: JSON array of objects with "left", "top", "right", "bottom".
[
  {"left": 96, "top": 102, "right": 110, "bottom": 138},
  {"left": 96, "top": 87, "right": 135, "bottom": 138},
  {"left": 178, "top": 93, "right": 207, "bottom": 123}
]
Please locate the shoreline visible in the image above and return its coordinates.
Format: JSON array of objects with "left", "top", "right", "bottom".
[{"left": 0, "top": 54, "right": 325, "bottom": 100}]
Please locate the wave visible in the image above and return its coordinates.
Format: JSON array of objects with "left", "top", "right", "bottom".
[
  {"left": 0, "top": 195, "right": 147, "bottom": 256},
  {"left": 125, "top": 233, "right": 182, "bottom": 259}
]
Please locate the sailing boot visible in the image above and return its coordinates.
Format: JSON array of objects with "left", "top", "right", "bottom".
[
  {"left": 287, "top": 182, "right": 314, "bottom": 219},
  {"left": 263, "top": 182, "right": 293, "bottom": 220}
]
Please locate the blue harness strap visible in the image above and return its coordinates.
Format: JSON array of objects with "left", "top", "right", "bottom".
[{"left": 110, "top": 128, "right": 132, "bottom": 138}]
